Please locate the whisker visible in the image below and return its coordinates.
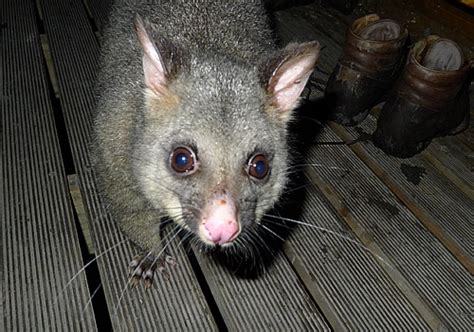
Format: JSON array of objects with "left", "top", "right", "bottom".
[
  {"left": 248, "top": 229, "right": 276, "bottom": 257},
  {"left": 299, "top": 115, "right": 324, "bottom": 126},
  {"left": 256, "top": 221, "right": 285, "bottom": 243},
  {"left": 260, "top": 218, "right": 293, "bottom": 232},
  {"left": 264, "top": 214, "right": 394, "bottom": 270},
  {"left": 81, "top": 283, "right": 102, "bottom": 318},
  {"left": 54, "top": 238, "right": 128, "bottom": 305}
]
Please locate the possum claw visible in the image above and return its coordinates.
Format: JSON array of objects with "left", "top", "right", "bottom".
[
  {"left": 129, "top": 254, "right": 157, "bottom": 288},
  {"left": 128, "top": 253, "right": 176, "bottom": 288},
  {"left": 165, "top": 255, "right": 178, "bottom": 266}
]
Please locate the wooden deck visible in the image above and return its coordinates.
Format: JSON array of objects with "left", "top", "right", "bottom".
[{"left": 2, "top": 0, "right": 472, "bottom": 330}]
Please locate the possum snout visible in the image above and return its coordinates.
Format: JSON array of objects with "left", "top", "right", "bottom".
[{"left": 199, "top": 190, "right": 240, "bottom": 245}]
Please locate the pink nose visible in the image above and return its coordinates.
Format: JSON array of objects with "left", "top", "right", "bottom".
[
  {"left": 200, "top": 193, "right": 240, "bottom": 245},
  {"left": 204, "top": 217, "right": 239, "bottom": 245}
]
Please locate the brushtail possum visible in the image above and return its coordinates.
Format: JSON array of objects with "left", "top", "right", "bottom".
[{"left": 92, "top": 0, "right": 320, "bottom": 284}]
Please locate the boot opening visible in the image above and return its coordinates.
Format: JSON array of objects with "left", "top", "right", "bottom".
[
  {"left": 420, "top": 39, "right": 464, "bottom": 71},
  {"left": 359, "top": 20, "right": 401, "bottom": 41}
]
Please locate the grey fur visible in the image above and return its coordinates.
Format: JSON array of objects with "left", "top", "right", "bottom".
[{"left": 92, "top": 0, "right": 319, "bottom": 266}]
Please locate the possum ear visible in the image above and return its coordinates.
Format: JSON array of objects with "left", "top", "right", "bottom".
[
  {"left": 261, "top": 41, "right": 320, "bottom": 120},
  {"left": 134, "top": 15, "right": 182, "bottom": 97}
]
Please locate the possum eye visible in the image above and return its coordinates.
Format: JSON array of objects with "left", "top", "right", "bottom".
[
  {"left": 170, "top": 146, "right": 197, "bottom": 175},
  {"left": 247, "top": 154, "right": 270, "bottom": 180}
]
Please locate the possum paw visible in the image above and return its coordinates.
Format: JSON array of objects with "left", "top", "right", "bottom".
[{"left": 128, "top": 253, "right": 177, "bottom": 288}]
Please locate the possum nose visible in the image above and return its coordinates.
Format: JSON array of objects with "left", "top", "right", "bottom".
[
  {"left": 204, "top": 216, "right": 239, "bottom": 245},
  {"left": 200, "top": 194, "right": 240, "bottom": 245}
]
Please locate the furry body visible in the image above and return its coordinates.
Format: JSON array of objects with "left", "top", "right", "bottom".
[{"left": 92, "top": 0, "right": 319, "bottom": 278}]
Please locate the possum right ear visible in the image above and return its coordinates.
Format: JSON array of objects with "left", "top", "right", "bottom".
[
  {"left": 134, "top": 15, "right": 182, "bottom": 97},
  {"left": 260, "top": 41, "right": 320, "bottom": 122}
]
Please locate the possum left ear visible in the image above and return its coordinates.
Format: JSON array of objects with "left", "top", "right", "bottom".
[
  {"left": 134, "top": 14, "right": 183, "bottom": 97},
  {"left": 260, "top": 41, "right": 320, "bottom": 121}
]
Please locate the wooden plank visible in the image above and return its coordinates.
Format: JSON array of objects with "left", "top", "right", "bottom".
[
  {"left": 331, "top": 117, "right": 473, "bottom": 272},
  {"left": 1, "top": 0, "right": 96, "bottom": 329},
  {"left": 421, "top": 138, "right": 473, "bottom": 198},
  {"left": 274, "top": 4, "right": 472, "bottom": 329},
  {"left": 276, "top": 4, "right": 473, "bottom": 269},
  {"left": 276, "top": 7, "right": 444, "bottom": 329},
  {"left": 38, "top": 0, "right": 218, "bottom": 329},
  {"left": 283, "top": 184, "right": 435, "bottom": 330},
  {"left": 194, "top": 250, "right": 331, "bottom": 331},
  {"left": 306, "top": 126, "right": 472, "bottom": 330}
]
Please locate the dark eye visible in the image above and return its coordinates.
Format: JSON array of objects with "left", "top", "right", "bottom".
[
  {"left": 247, "top": 154, "right": 270, "bottom": 180},
  {"left": 170, "top": 146, "right": 197, "bottom": 175}
]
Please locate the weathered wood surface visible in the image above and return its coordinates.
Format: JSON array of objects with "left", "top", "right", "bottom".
[
  {"left": 275, "top": 5, "right": 473, "bottom": 330},
  {"left": 2, "top": 0, "right": 472, "bottom": 330},
  {"left": 275, "top": 5, "right": 473, "bottom": 267},
  {"left": 304, "top": 126, "right": 472, "bottom": 330},
  {"left": 335, "top": 117, "right": 473, "bottom": 267},
  {"left": 1, "top": 0, "right": 96, "bottom": 330}
]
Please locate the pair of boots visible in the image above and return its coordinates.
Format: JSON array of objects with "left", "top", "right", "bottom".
[{"left": 325, "top": 14, "right": 472, "bottom": 158}]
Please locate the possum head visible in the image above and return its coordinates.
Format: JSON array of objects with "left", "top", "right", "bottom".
[{"left": 132, "top": 16, "right": 319, "bottom": 248}]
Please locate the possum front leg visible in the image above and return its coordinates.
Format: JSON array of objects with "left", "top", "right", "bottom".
[{"left": 116, "top": 209, "right": 178, "bottom": 288}]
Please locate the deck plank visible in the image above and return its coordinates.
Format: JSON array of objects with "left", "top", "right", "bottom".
[
  {"left": 306, "top": 126, "right": 472, "bottom": 330},
  {"left": 333, "top": 117, "right": 473, "bottom": 269},
  {"left": 18, "top": 0, "right": 472, "bottom": 330},
  {"left": 422, "top": 138, "right": 473, "bottom": 197},
  {"left": 195, "top": 251, "right": 331, "bottom": 331},
  {"left": 39, "top": 0, "right": 217, "bottom": 329},
  {"left": 283, "top": 185, "right": 435, "bottom": 330},
  {"left": 275, "top": 4, "right": 473, "bottom": 330},
  {"left": 1, "top": 0, "right": 96, "bottom": 329},
  {"left": 275, "top": 3, "right": 473, "bottom": 269},
  {"left": 274, "top": 14, "right": 452, "bottom": 323}
]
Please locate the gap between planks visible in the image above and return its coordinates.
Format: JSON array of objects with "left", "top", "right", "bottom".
[{"left": 68, "top": 174, "right": 96, "bottom": 255}]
